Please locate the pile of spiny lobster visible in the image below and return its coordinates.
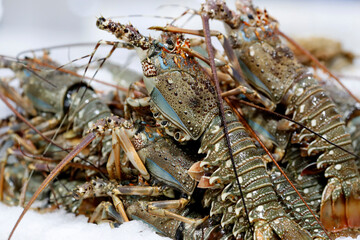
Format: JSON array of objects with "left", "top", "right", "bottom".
[{"left": 1, "top": 0, "right": 359, "bottom": 239}]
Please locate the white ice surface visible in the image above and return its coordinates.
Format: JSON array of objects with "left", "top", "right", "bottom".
[
  {"left": 0, "top": 0, "right": 360, "bottom": 240},
  {"left": 0, "top": 203, "right": 170, "bottom": 240}
]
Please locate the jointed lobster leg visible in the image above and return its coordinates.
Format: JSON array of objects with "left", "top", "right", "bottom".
[{"left": 89, "top": 201, "right": 128, "bottom": 226}]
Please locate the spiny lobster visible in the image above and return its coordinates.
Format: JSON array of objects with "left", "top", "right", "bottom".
[
  {"left": 197, "top": 0, "right": 360, "bottom": 234},
  {"left": 2, "top": 1, "right": 360, "bottom": 240}
]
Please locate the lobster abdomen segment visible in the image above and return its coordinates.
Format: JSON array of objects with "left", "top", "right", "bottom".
[
  {"left": 285, "top": 76, "right": 360, "bottom": 232},
  {"left": 199, "top": 108, "right": 311, "bottom": 239}
]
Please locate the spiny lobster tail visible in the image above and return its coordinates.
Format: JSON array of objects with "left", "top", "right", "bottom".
[
  {"left": 269, "top": 148, "right": 327, "bottom": 239},
  {"left": 285, "top": 72, "right": 360, "bottom": 232},
  {"left": 96, "top": 17, "right": 152, "bottom": 50},
  {"left": 199, "top": 111, "right": 312, "bottom": 239}
]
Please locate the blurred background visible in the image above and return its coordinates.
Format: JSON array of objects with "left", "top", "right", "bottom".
[{"left": 0, "top": 0, "right": 359, "bottom": 55}]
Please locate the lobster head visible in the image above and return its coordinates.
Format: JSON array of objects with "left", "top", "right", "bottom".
[{"left": 97, "top": 17, "right": 219, "bottom": 142}]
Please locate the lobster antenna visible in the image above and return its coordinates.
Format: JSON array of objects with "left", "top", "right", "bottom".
[
  {"left": 16, "top": 43, "right": 98, "bottom": 59},
  {"left": 201, "top": 14, "right": 253, "bottom": 232},
  {"left": 65, "top": 40, "right": 119, "bottom": 124},
  {"left": 235, "top": 99, "right": 360, "bottom": 160},
  {"left": 0, "top": 56, "right": 106, "bottom": 174},
  {"left": 0, "top": 92, "right": 66, "bottom": 152},
  {"left": 336, "top": 73, "right": 360, "bottom": 81},
  {"left": 27, "top": 57, "right": 128, "bottom": 92},
  {"left": 225, "top": 98, "right": 332, "bottom": 239},
  {"left": 51, "top": 42, "right": 133, "bottom": 71},
  {"left": 8, "top": 131, "right": 97, "bottom": 240},
  {"left": 0, "top": 55, "right": 57, "bottom": 88},
  {"left": 108, "top": 14, "right": 174, "bottom": 20},
  {"left": 16, "top": 42, "right": 133, "bottom": 91},
  {"left": 19, "top": 144, "right": 107, "bottom": 177},
  {"left": 157, "top": 3, "right": 194, "bottom": 11}
]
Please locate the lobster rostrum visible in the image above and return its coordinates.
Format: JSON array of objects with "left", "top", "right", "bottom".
[
  {"left": 200, "top": 0, "right": 360, "bottom": 233},
  {"left": 95, "top": 17, "right": 321, "bottom": 239}
]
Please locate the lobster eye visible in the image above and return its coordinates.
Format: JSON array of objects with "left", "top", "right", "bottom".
[
  {"left": 174, "top": 131, "right": 181, "bottom": 141},
  {"left": 148, "top": 41, "right": 161, "bottom": 58},
  {"left": 165, "top": 38, "right": 175, "bottom": 51}
]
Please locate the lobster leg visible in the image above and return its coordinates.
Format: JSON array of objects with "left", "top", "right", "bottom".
[
  {"left": 113, "top": 127, "right": 150, "bottom": 180},
  {"left": 28, "top": 118, "right": 60, "bottom": 132},
  {"left": 126, "top": 97, "right": 151, "bottom": 108},
  {"left": 11, "top": 134, "right": 39, "bottom": 154},
  {"left": 107, "top": 131, "right": 122, "bottom": 180},
  {"left": 73, "top": 180, "right": 175, "bottom": 199},
  {"left": 127, "top": 201, "right": 227, "bottom": 240},
  {"left": 221, "top": 85, "right": 274, "bottom": 110},
  {"left": 89, "top": 201, "right": 128, "bottom": 225},
  {"left": 74, "top": 180, "right": 199, "bottom": 227},
  {"left": 111, "top": 195, "right": 130, "bottom": 222},
  {"left": 112, "top": 185, "right": 174, "bottom": 197},
  {"left": 143, "top": 198, "right": 207, "bottom": 226},
  {"left": 0, "top": 140, "right": 13, "bottom": 202}
]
